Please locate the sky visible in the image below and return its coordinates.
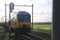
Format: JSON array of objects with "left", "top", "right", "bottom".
[{"left": 0, "top": 0, "right": 53, "bottom": 23}]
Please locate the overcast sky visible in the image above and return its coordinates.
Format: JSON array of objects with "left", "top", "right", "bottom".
[{"left": 0, "top": 0, "right": 53, "bottom": 22}]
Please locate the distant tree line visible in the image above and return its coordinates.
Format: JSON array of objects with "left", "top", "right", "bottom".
[{"left": 33, "top": 22, "right": 52, "bottom": 25}]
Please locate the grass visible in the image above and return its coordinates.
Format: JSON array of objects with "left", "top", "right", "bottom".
[
  {"left": 0, "top": 30, "right": 4, "bottom": 32},
  {"left": 33, "top": 24, "right": 52, "bottom": 33},
  {"left": 4, "top": 33, "right": 9, "bottom": 40}
]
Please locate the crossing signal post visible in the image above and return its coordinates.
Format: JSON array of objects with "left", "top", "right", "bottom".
[
  {"left": 9, "top": 2, "right": 14, "bottom": 40},
  {"left": 9, "top": 2, "right": 14, "bottom": 26}
]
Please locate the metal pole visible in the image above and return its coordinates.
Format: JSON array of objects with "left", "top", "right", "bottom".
[
  {"left": 9, "top": 10, "right": 11, "bottom": 40},
  {"left": 9, "top": 11, "right": 11, "bottom": 26},
  {"left": 32, "top": 4, "right": 33, "bottom": 30},
  {"left": 5, "top": 3, "right": 7, "bottom": 25}
]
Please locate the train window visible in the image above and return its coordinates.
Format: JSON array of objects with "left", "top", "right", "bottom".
[
  {"left": 28, "top": 25, "right": 30, "bottom": 27},
  {"left": 19, "top": 25, "right": 21, "bottom": 27},
  {"left": 23, "top": 25, "right": 26, "bottom": 27}
]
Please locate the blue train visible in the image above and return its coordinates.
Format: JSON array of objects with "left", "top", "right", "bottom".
[{"left": 10, "top": 11, "right": 31, "bottom": 33}]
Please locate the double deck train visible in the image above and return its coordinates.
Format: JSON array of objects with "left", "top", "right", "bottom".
[{"left": 10, "top": 11, "right": 31, "bottom": 33}]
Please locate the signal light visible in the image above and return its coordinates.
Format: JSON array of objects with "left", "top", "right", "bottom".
[{"left": 9, "top": 2, "right": 14, "bottom": 12}]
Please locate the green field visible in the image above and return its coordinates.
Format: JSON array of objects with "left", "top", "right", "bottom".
[{"left": 33, "top": 24, "right": 52, "bottom": 33}]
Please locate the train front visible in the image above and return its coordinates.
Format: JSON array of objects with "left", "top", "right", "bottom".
[{"left": 15, "top": 11, "right": 31, "bottom": 33}]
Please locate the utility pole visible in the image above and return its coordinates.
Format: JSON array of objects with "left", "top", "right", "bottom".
[
  {"left": 32, "top": 4, "right": 33, "bottom": 30},
  {"left": 5, "top": 3, "right": 7, "bottom": 25}
]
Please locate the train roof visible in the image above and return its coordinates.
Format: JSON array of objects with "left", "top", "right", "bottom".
[{"left": 17, "top": 11, "right": 30, "bottom": 16}]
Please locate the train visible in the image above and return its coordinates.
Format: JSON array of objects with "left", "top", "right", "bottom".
[{"left": 10, "top": 11, "right": 31, "bottom": 33}]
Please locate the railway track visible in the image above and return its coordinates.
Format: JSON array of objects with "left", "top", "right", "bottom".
[
  {"left": 22, "top": 34, "right": 31, "bottom": 40},
  {"left": 30, "top": 31, "right": 51, "bottom": 40},
  {"left": 10, "top": 33, "right": 31, "bottom": 40},
  {"left": 23, "top": 33, "right": 44, "bottom": 40},
  {"left": 10, "top": 33, "right": 44, "bottom": 40}
]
